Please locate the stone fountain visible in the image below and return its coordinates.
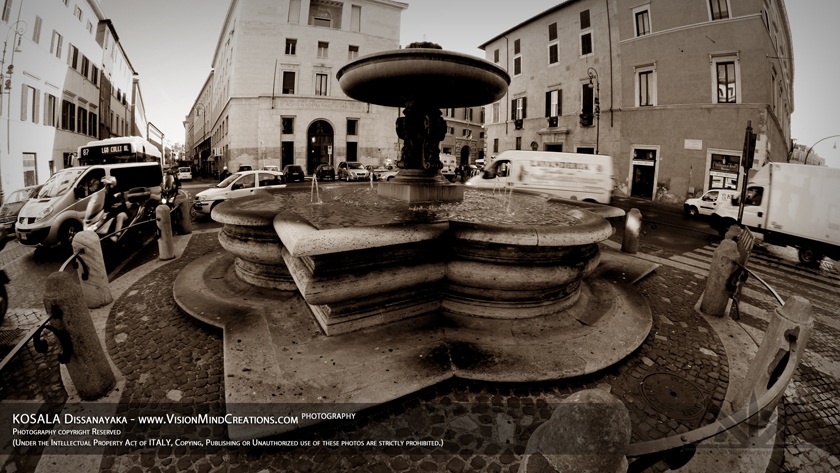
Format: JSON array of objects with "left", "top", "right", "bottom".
[{"left": 174, "top": 43, "right": 652, "bottom": 440}]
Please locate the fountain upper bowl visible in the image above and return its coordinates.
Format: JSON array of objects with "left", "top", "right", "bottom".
[{"left": 337, "top": 48, "right": 510, "bottom": 109}]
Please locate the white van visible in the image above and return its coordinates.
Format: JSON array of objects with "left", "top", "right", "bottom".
[
  {"left": 465, "top": 150, "right": 614, "bottom": 204},
  {"left": 15, "top": 162, "right": 163, "bottom": 247}
]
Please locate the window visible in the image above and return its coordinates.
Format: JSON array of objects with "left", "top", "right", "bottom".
[
  {"left": 348, "top": 45, "right": 359, "bottom": 60},
  {"left": 77, "top": 106, "right": 88, "bottom": 135},
  {"left": 44, "top": 93, "right": 57, "bottom": 127},
  {"left": 580, "top": 10, "right": 590, "bottom": 29},
  {"left": 351, "top": 5, "right": 361, "bottom": 32},
  {"left": 545, "top": 90, "right": 561, "bottom": 117},
  {"left": 81, "top": 56, "right": 89, "bottom": 78},
  {"left": 50, "top": 31, "right": 63, "bottom": 59},
  {"left": 285, "top": 39, "right": 297, "bottom": 55},
  {"left": 23, "top": 153, "right": 37, "bottom": 187},
  {"left": 87, "top": 21, "right": 93, "bottom": 34},
  {"left": 61, "top": 100, "right": 75, "bottom": 131},
  {"left": 492, "top": 102, "right": 500, "bottom": 123},
  {"left": 282, "top": 71, "right": 295, "bottom": 94},
  {"left": 88, "top": 111, "right": 97, "bottom": 137},
  {"left": 635, "top": 66, "right": 656, "bottom": 106},
  {"left": 91, "top": 65, "right": 99, "bottom": 85},
  {"left": 709, "top": 0, "right": 730, "bottom": 20},
  {"left": 581, "top": 83, "right": 594, "bottom": 125},
  {"left": 493, "top": 138, "right": 499, "bottom": 153},
  {"left": 513, "top": 39, "right": 522, "bottom": 76},
  {"left": 33, "top": 16, "right": 42, "bottom": 44},
  {"left": 493, "top": 49, "right": 499, "bottom": 63},
  {"left": 315, "top": 73, "right": 328, "bottom": 96},
  {"left": 548, "top": 44, "right": 559, "bottom": 65},
  {"left": 511, "top": 97, "right": 527, "bottom": 121},
  {"left": 282, "top": 117, "right": 294, "bottom": 134},
  {"left": 68, "top": 44, "right": 79, "bottom": 69},
  {"left": 22, "top": 85, "right": 38, "bottom": 123},
  {"left": 634, "top": 7, "right": 651, "bottom": 36},
  {"left": 549, "top": 22, "right": 558, "bottom": 41},
  {"left": 74, "top": 5, "right": 82, "bottom": 21},
  {"left": 712, "top": 58, "right": 738, "bottom": 103},
  {"left": 317, "top": 41, "right": 329, "bottom": 58},
  {"left": 580, "top": 32, "right": 592, "bottom": 56},
  {"left": 516, "top": 137, "right": 522, "bottom": 150},
  {"left": 347, "top": 119, "right": 358, "bottom": 135}
]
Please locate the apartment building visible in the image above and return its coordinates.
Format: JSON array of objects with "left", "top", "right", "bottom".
[
  {"left": 0, "top": 0, "right": 149, "bottom": 198},
  {"left": 186, "top": 0, "right": 409, "bottom": 176},
  {"left": 479, "top": 0, "right": 793, "bottom": 202}
]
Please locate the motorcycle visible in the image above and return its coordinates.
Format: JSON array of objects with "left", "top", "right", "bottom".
[{"left": 83, "top": 187, "right": 158, "bottom": 245}]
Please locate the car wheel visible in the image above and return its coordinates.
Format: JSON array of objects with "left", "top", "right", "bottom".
[
  {"left": 688, "top": 206, "right": 699, "bottom": 218},
  {"left": 798, "top": 247, "right": 823, "bottom": 267},
  {"left": 387, "top": 176, "right": 395, "bottom": 181},
  {"left": 59, "top": 220, "right": 82, "bottom": 248}
]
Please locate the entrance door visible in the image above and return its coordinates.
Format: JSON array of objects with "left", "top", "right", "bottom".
[
  {"left": 631, "top": 148, "right": 657, "bottom": 199},
  {"left": 631, "top": 165, "right": 655, "bottom": 198},
  {"left": 460, "top": 145, "right": 471, "bottom": 166},
  {"left": 545, "top": 143, "right": 563, "bottom": 152},
  {"left": 307, "top": 120, "right": 334, "bottom": 174}
]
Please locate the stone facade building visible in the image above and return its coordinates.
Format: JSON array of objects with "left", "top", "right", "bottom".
[
  {"left": 187, "top": 0, "right": 409, "bottom": 177},
  {"left": 479, "top": 0, "right": 793, "bottom": 202},
  {"left": 0, "top": 0, "right": 146, "bottom": 198}
]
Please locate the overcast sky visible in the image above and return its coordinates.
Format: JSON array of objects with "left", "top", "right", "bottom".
[{"left": 99, "top": 0, "right": 839, "bottom": 168}]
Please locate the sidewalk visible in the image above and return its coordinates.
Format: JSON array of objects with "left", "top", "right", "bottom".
[{"left": 3, "top": 230, "right": 765, "bottom": 472}]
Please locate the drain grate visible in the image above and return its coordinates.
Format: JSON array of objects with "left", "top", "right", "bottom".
[
  {"left": 639, "top": 372, "right": 709, "bottom": 424},
  {"left": 0, "top": 328, "right": 27, "bottom": 361}
]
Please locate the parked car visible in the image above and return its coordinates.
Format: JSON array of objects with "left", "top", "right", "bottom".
[
  {"left": 177, "top": 167, "right": 193, "bottom": 181},
  {"left": 237, "top": 165, "right": 253, "bottom": 172},
  {"left": 314, "top": 164, "right": 336, "bottom": 181},
  {"left": 337, "top": 161, "right": 370, "bottom": 181},
  {"left": 193, "top": 171, "right": 285, "bottom": 216},
  {"left": 372, "top": 167, "right": 399, "bottom": 181},
  {"left": 283, "top": 165, "right": 305, "bottom": 183},
  {"left": 0, "top": 184, "right": 43, "bottom": 234},
  {"left": 683, "top": 189, "right": 736, "bottom": 217},
  {"left": 262, "top": 165, "right": 280, "bottom": 172}
]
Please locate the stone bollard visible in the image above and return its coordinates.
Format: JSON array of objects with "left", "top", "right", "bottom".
[
  {"left": 521, "top": 388, "right": 631, "bottom": 473},
  {"left": 177, "top": 199, "right": 193, "bottom": 234},
  {"left": 733, "top": 295, "right": 813, "bottom": 428},
  {"left": 71, "top": 230, "right": 113, "bottom": 308},
  {"left": 156, "top": 204, "right": 175, "bottom": 261},
  {"left": 43, "top": 271, "right": 116, "bottom": 400},
  {"left": 621, "top": 208, "right": 641, "bottom": 254},
  {"left": 699, "top": 238, "right": 740, "bottom": 317}
]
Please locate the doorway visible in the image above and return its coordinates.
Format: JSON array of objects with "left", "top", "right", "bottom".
[
  {"left": 307, "top": 120, "right": 334, "bottom": 174},
  {"left": 630, "top": 147, "right": 658, "bottom": 199}
]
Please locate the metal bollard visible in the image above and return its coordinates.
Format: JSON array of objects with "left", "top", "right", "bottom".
[
  {"left": 699, "top": 239, "right": 740, "bottom": 317},
  {"left": 621, "top": 208, "right": 642, "bottom": 254},
  {"left": 177, "top": 199, "right": 193, "bottom": 235},
  {"left": 733, "top": 295, "right": 813, "bottom": 428},
  {"left": 43, "top": 271, "right": 116, "bottom": 400},
  {"left": 156, "top": 204, "right": 175, "bottom": 261},
  {"left": 71, "top": 230, "right": 113, "bottom": 309},
  {"left": 521, "top": 388, "right": 631, "bottom": 472}
]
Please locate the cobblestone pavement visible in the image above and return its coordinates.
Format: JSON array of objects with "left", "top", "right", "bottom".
[
  {"left": 665, "top": 241, "right": 840, "bottom": 473},
  {"left": 1, "top": 228, "right": 834, "bottom": 472}
]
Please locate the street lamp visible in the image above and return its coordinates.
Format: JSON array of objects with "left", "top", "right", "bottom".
[
  {"left": 803, "top": 134, "right": 840, "bottom": 164},
  {"left": 1, "top": 21, "right": 26, "bottom": 96},
  {"left": 587, "top": 67, "right": 600, "bottom": 154}
]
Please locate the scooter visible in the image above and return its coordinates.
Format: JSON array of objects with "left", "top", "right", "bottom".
[{"left": 83, "top": 187, "right": 157, "bottom": 245}]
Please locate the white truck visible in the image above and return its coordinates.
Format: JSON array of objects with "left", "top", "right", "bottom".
[{"left": 710, "top": 162, "right": 840, "bottom": 266}]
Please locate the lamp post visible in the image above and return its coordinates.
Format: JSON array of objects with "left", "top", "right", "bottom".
[
  {"left": 587, "top": 67, "right": 600, "bottom": 154},
  {"left": 803, "top": 134, "right": 840, "bottom": 164}
]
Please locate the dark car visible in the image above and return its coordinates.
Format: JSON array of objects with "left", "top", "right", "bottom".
[
  {"left": 0, "top": 184, "right": 43, "bottom": 234},
  {"left": 314, "top": 164, "right": 336, "bottom": 181},
  {"left": 283, "top": 165, "right": 305, "bottom": 183}
]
